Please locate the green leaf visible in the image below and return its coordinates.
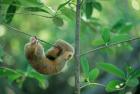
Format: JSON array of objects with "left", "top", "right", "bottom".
[
  {"left": 126, "top": 78, "right": 139, "bottom": 87},
  {"left": 112, "top": 19, "right": 124, "bottom": 32},
  {"left": 28, "top": 71, "right": 47, "bottom": 89},
  {"left": 28, "top": 71, "right": 45, "bottom": 80},
  {"left": 26, "top": 66, "right": 46, "bottom": 88},
  {"left": 110, "top": 34, "right": 130, "bottom": 43},
  {"left": 111, "top": 19, "right": 133, "bottom": 33},
  {"left": 85, "top": 2, "right": 93, "bottom": 19},
  {"left": 5, "top": 2, "right": 17, "bottom": 23},
  {"left": 80, "top": 57, "right": 89, "bottom": 77},
  {"left": 91, "top": 38, "right": 104, "bottom": 46},
  {"left": 0, "top": 67, "right": 22, "bottom": 83},
  {"left": 106, "top": 80, "right": 123, "bottom": 92},
  {"left": 130, "top": 69, "right": 140, "bottom": 78},
  {"left": 60, "top": 7, "right": 75, "bottom": 20},
  {"left": 0, "top": 67, "right": 18, "bottom": 76},
  {"left": 8, "top": 74, "right": 21, "bottom": 84},
  {"left": 93, "top": 2, "right": 102, "bottom": 11},
  {"left": 57, "top": 0, "right": 71, "bottom": 11},
  {"left": 89, "top": 68, "right": 99, "bottom": 81},
  {"left": 1, "top": 0, "right": 14, "bottom": 21},
  {"left": 24, "top": 7, "right": 49, "bottom": 13},
  {"left": 97, "top": 63, "right": 126, "bottom": 79},
  {"left": 101, "top": 28, "right": 110, "bottom": 43},
  {"left": 16, "top": 0, "right": 43, "bottom": 7},
  {"left": 120, "top": 22, "right": 133, "bottom": 33},
  {"left": 52, "top": 17, "right": 64, "bottom": 27}
]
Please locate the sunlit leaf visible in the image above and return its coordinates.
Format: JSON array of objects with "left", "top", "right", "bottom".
[
  {"left": 97, "top": 63, "right": 126, "bottom": 79},
  {"left": 60, "top": 7, "right": 75, "bottom": 20},
  {"left": 106, "top": 80, "right": 123, "bottom": 92},
  {"left": 110, "top": 34, "right": 130, "bottom": 43},
  {"left": 57, "top": 0, "right": 71, "bottom": 11},
  {"left": 0, "top": 67, "right": 18, "bottom": 76},
  {"left": 24, "top": 7, "right": 49, "bottom": 13},
  {"left": 89, "top": 68, "right": 99, "bottom": 81},
  {"left": 80, "top": 57, "right": 89, "bottom": 78},
  {"left": 16, "top": 0, "right": 43, "bottom": 7},
  {"left": 91, "top": 38, "right": 104, "bottom": 46},
  {"left": 120, "top": 22, "right": 133, "bottom": 33},
  {"left": 28, "top": 71, "right": 45, "bottom": 80}
]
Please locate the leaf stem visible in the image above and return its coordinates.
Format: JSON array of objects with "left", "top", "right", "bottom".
[
  {"left": 80, "top": 82, "right": 105, "bottom": 89},
  {"left": 3, "top": 23, "right": 55, "bottom": 46},
  {"left": 80, "top": 37, "right": 140, "bottom": 56}
]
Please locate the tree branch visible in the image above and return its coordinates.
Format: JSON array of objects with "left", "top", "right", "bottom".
[
  {"left": 80, "top": 37, "right": 140, "bottom": 56},
  {"left": 75, "top": 0, "right": 81, "bottom": 94},
  {"left": 3, "top": 23, "right": 55, "bottom": 46}
]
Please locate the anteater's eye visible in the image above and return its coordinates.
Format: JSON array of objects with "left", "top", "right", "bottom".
[
  {"left": 67, "top": 54, "right": 72, "bottom": 60},
  {"left": 46, "top": 55, "right": 56, "bottom": 60}
]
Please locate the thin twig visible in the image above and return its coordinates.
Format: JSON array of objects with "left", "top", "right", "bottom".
[
  {"left": 80, "top": 82, "right": 105, "bottom": 89},
  {"left": 0, "top": 12, "right": 53, "bottom": 18},
  {"left": 75, "top": 0, "right": 81, "bottom": 94},
  {"left": 80, "top": 37, "right": 140, "bottom": 56},
  {"left": 4, "top": 23, "right": 55, "bottom": 46}
]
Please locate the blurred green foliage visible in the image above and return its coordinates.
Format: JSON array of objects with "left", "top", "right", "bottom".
[{"left": 0, "top": 0, "right": 140, "bottom": 94}]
